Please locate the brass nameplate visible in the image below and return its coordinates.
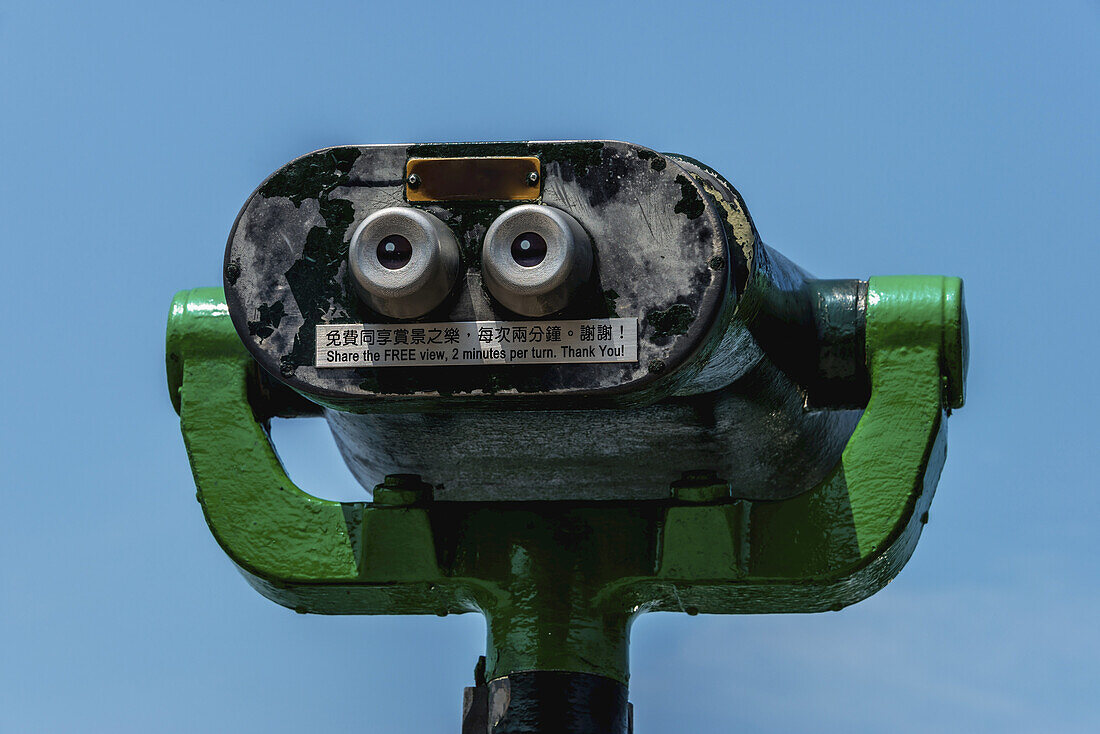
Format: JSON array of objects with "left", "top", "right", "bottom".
[{"left": 405, "top": 156, "right": 541, "bottom": 202}]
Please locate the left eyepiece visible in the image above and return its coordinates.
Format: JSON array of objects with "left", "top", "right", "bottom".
[{"left": 347, "top": 207, "right": 460, "bottom": 319}]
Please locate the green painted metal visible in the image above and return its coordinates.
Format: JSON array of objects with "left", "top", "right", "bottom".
[{"left": 167, "top": 275, "right": 966, "bottom": 685}]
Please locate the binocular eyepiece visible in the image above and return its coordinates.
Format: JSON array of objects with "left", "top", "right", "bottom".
[
  {"left": 481, "top": 204, "right": 593, "bottom": 317},
  {"left": 349, "top": 203, "right": 593, "bottom": 319}
]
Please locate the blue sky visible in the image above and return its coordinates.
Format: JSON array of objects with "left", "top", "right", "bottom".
[{"left": 1, "top": 1, "right": 1097, "bottom": 731}]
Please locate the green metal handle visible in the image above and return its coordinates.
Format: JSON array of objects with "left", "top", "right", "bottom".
[{"left": 169, "top": 289, "right": 361, "bottom": 585}]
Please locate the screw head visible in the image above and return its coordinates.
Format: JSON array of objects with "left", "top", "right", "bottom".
[
  {"left": 526, "top": 171, "right": 540, "bottom": 187},
  {"left": 225, "top": 261, "right": 241, "bottom": 283},
  {"left": 406, "top": 173, "right": 421, "bottom": 189}
]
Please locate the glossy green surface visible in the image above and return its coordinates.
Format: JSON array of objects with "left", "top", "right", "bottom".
[{"left": 167, "top": 275, "right": 966, "bottom": 684}]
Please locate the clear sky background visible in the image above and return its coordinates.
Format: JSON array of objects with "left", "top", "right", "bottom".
[{"left": 1, "top": 2, "right": 1097, "bottom": 732}]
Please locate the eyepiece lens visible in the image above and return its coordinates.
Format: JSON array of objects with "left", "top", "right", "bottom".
[
  {"left": 376, "top": 235, "right": 413, "bottom": 270},
  {"left": 510, "top": 232, "right": 547, "bottom": 267}
]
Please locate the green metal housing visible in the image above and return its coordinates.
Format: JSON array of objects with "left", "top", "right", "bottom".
[{"left": 167, "top": 275, "right": 967, "bottom": 686}]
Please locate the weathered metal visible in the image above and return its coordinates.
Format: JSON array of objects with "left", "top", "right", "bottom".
[
  {"left": 222, "top": 142, "right": 736, "bottom": 406},
  {"left": 223, "top": 141, "right": 873, "bottom": 501},
  {"left": 169, "top": 141, "right": 968, "bottom": 732}
]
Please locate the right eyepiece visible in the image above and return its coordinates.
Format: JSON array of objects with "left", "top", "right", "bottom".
[{"left": 481, "top": 204, "right": 593, "bottom": 317}]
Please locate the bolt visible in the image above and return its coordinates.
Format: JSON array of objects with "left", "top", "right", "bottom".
[
  {"left": 526, "top": 171, "right": 540, "bottom": 187},
  {"left": 670, "top": 470, "right": 731, "bottom": 503},
  {"left": 225, "top": 261, "right": 241, "bottom": 284},
  {"left": 373, "top": 473, "right": 432, "bottom": 506},
  {"left": 279, "top": 363, "right": 295, "bottom": 377},
  {"left": 406, "top": 173, "right": 421, "bottom": 189}
]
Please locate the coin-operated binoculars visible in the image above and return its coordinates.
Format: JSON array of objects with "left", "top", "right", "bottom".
[{"left": 167, "top": 141, "right": 967, "bottom": 733}]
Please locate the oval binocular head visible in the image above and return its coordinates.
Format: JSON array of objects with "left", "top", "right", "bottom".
[
  {"left": 220, "top": 140, "right": 909, "bottom": 501},
  {"left": 224, "top": 140, "right": 745, "bottom": 409}
]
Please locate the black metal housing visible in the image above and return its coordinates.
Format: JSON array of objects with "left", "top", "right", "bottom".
[{"left": 224, "top": 141, "right": 869, "bottom": 501}]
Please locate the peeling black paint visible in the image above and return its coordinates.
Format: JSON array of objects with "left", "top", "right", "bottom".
[
  {"left": 262, "top": 148, "right": 359, "bottom": 205},
  {"left": 248, "top": 301, "right": 285, "bottom": 341},
  {"left": 603, "top": 288, "right": 621, "bottom": 318},
  {"left": 422, "top": 202, "right": 509, "bottom": 268},
  {"left": 664, "top": 154, "right": 756, "bottom": 295},
  {"left": 673, "top": 175, "right": 704, "bottom": 220},
  {"left": 636, "top": 148, "right": 667, "bottom": 171},
  {"left": 409, "top": 142, "right": 530, "bottom": 159},
  {"left": 535, "top": 141, "right": 604, "bottom": 179},
  {"left": 646, "top": 303, "right": 695, "bottom": 337},
  {"left": 282, "top": 195, "right": 359, "bottom": 368}
]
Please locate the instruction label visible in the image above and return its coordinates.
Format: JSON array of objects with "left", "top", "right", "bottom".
[{"left": 315, "top": 318, "right": 638, "bottom": 368}]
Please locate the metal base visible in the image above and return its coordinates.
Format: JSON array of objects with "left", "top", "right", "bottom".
[{"left": 463, "top": 663, "right": 631, "bottom": 734}]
